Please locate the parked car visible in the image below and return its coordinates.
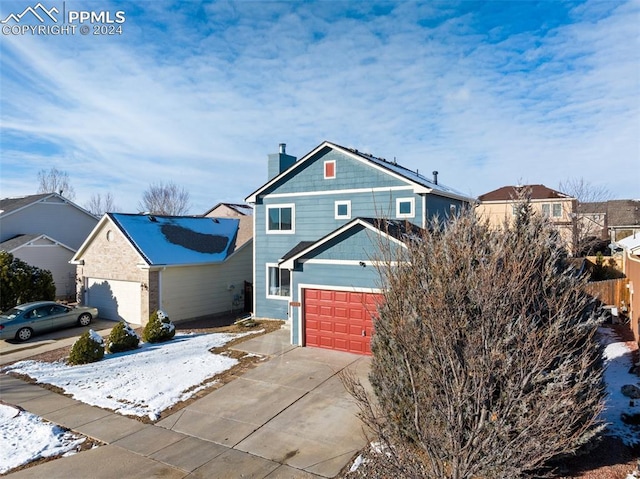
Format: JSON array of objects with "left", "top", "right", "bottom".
[{"left": 0, "top": 301, "right": 99, "bottom": 342}]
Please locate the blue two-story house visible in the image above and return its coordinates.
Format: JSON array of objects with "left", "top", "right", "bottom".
[{"left": 245, "top": 141, "right": 472, "bottom": 354}]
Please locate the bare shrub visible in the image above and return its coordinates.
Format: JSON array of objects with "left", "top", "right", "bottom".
[{"left": 345, "top": 205, "right": 606, "bottom": 479}]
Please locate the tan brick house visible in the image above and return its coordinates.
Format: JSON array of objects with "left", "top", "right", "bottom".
[
  {"left": 476, "top": 184, "right": 577, "bottom": 253},
  {"left": 71, "top": 213, "right": 252, "bottom": 325}
]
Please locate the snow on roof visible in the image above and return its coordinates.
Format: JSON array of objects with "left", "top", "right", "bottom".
[
  {"left": 341, "top": 145, "right": 470, "bottom": 199},
  {"left": 616, "top": 234, "right": 640, "bottom": 251},
  {"left": 109, "top": 213, "right": 239, "bottom": 266}
]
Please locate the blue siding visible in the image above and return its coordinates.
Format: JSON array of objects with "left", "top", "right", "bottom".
[
  {"left": 252, "top": 144, "right": 468, "bottom": 322},
  {"left": 307, "top": 225, "right": 403, "bottom": 262},
  {"left": 265, "top": 149, "right": 408, "bottom": 196},
  {"left": 426, "top": 194, "right": 466, "bottom": 221}
]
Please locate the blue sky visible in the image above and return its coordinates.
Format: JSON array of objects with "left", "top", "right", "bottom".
[{"left": 1, "top": 0, "right": 638, "bottom": 214}]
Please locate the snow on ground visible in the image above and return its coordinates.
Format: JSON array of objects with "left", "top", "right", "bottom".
[
  {"left": 3, "top": 331, "right": 257, "bottom": 420},
  {"left": 0, "top": 330, "right": 259, "bottom": 474},
  {"left": 0, "top": 403, "right": 86, "bottom": 474},
  {"left": 599, "top": 327, "right": 640, "bottom": 446}
]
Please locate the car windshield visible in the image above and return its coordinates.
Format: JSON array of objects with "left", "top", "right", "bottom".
[{"left": 0, "top": 307, "right": 23, "bottom": 320}]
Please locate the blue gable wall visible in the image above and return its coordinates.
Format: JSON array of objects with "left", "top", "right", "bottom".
[
  {"left": 254, "top": 147, "right": 418, "bottom": 320},
  {"left": 251, "top": 143, "right": 469, "bottom": 322},
  {"left": 264, "top": 148, "right": 408, "bottom": 196}
]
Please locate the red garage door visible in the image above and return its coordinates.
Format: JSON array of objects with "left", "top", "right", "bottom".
[{"left": 304, "top": 289, "right": 383, "bottom": 355}]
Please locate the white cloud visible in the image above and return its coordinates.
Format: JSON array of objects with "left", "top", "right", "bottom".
[{"left": 1, "top": 0, "right": 638, "bottom": 212}]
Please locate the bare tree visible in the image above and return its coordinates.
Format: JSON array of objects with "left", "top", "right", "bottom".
[
  {"left": 36, "top": 167, "right": 76, "bottom": 200},
  {"left": 559, "top": 178, "right": 613, "bottom": 255},
  {"left": 84, "top": 192, "right": 118, "bottom": 216},
  {"left": 138, "top": 181, "right": 190, "bottom": 215},
  {"left": 559, "top": 177, "right": 612, "bottom": 205},
  {"left": 344, "top": 206, "right": 606, "bottom": 479}
]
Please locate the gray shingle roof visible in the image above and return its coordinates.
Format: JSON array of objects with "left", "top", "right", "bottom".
[
  {"left": 0, "top": 234, "right": 40, "bottom": 251},
  {"left": 0, "top": 194, "right": 52, "bottom": 216}
]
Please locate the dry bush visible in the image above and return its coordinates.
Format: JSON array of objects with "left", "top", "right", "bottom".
[{"left": 345, "top": 204, "right": 606, "bottom": 479}]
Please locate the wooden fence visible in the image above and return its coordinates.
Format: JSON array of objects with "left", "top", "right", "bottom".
[{"left": 584, "top": 278, "right": 629, "bottom": 308}]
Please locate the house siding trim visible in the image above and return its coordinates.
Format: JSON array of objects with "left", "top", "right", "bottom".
[
  {"left": 279, "top": 218, "right": 407, "bottom": 269},
  {"left": 0, "top": 193, "right": 97, "bottom": 221},
  {"left": 246, "top": 141, "right": 436, "bottom": 203},
  {"left": 4, "top": 234, "right": 76, "bottom": 254},
  {"left": 263, "top": 185, "right": 416, "bottom": 200}
]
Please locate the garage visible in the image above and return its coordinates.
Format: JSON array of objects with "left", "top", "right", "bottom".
[
  {"left": 303, "top": 288, "right": 383, "bottom": 355},
  {"left": 85, "top": 278, "right": 142, "bottom": 324}
]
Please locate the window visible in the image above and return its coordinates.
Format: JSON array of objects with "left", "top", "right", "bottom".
[
  {"left": 266, "top": 204, "right": 294, "bottom": 233},
  {"left": 49, "top": 305, "right": 69, "bottom": 315},
  {"left": 267, "top": 265, "right": 291, "bottom": 298},
  {"left": 396, "top": 197, "right": 415, "bottom": 218},
  {"left": 552, "top": 203, "right": 562, "bottom": 217},
  {"left": 542, "top": 204, "right": 550, "bottom": 217},
  {"left": 335, "top": 200, "right": 351, "bottom": 219},
  {"left": 324, "top": 160, "right": 336, "bottom": 179}
]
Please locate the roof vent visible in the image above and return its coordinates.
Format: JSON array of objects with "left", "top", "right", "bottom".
[
  {"left": 279, "top": 143, "right": 286, "bottom": 154},
  {"left": 148, "top": 215, "right": 157, "bottom": 222},
  {"left": 432, "top": 171, "right": 439, "bottom": 185}
]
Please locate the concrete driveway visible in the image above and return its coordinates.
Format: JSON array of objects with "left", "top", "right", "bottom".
[{"left": 1, "top": 327, "right": 372, "bottom": 478}]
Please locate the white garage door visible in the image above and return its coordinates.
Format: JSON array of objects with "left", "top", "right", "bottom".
[{"left": 86, "top": 278, "right": 142, "bottom": 324}]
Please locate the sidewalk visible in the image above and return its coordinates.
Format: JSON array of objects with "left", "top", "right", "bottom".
[{"left": 1, "top": 328, "right": 370, "bottom": 478}]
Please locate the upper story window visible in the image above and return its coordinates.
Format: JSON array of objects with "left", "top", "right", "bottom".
[
  {"left": 396, "top": 197, "right": 415, "bottom": 219},
  {"left": 542, "top": 203, "right": 562, "bottom": 218},
  {"left": 335, "top": 200, "right": 351, "bottom": 220},
  {"left": 267, "top": 204, "right": 295, "bottom": 234},
  {"left": 324, "top": 160, "right": 336, "bottom": 179}
]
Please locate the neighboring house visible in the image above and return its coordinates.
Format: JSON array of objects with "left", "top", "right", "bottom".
[
  {"left": 71, "top": 213, "right": 252, "bottom": 325},
  {"left": 616, "top": 234, "right": 640, "bottom": 345},
  {"left": 476, "top": 184, "right": 577, "bottom": 253},
  {"left": 245, "top": 141, "right": 472, "bottom": 354},
  {"left": 580, "top": 200, "right": 640, "bottom": 242},
  {"left": 204, "top": 202, "right": 253, "bottom": 218},
  {"left": 0, "top": 193, "right": 98, "bottom": 299},
  {"left": 204, "top": 202, "right": 254, "bottom": 257}
]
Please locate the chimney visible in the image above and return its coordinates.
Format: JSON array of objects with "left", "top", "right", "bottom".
[
  {"left": 268, "top": 143, "right": 297, "bottom": 179},
  {"left": 432, "top": 171, "right": 439, "bottom": 185}
]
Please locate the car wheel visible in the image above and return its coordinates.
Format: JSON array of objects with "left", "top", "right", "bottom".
[
  {"left": 78, "top": 313, "right": 92, "bottom": 327},
  {"left": 16, "top": 327, "right": 33, "bottom": 342}
]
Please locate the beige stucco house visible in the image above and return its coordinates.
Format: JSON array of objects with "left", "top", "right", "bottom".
[
  {"left": 617, "top": 234, "right": 640, "bottom": 345},
  {"left": 71, "top": 213, "right": 252, "bottom": 325},
  {"left": 0, "top": 193, "right": 98, "bottom": 299},
  {"left": 476, "top": 184, "right": 577, "bottom": 253}
]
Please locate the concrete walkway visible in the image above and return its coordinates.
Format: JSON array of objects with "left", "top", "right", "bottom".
[{"left": 0, "top": 328, "right": 371, "bottom": 478}]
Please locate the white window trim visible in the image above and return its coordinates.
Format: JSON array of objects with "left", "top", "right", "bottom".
[
  {"left": 334, "top": 200, "right": 351, "bottom": 219},
  {"left": 266, "top": 263, "right": 291, "bottom": 300},
  {"left": 396, "top": 197, "right": 415, "bottom": 219},
  {"left": 324, "top": 160, "right": 336, "bottom": 179},
  {"left": 266, "top": 203, "right": 295, "bottom": 234},
  {"left": 552, "top": 203, "right": 562, "bottom": 218}
]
